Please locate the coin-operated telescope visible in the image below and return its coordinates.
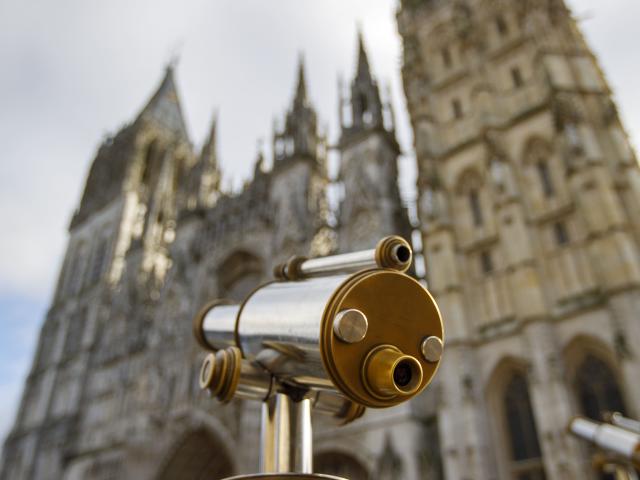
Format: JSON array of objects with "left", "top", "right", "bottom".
[
  {"left": 568, "top": 415, "right": 640, "bottom": 480},
  {"left": 193, "top": 236, "right": 445, "bottom": 480}
]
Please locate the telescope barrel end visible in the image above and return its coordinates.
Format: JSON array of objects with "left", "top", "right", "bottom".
[
  {"left": 375, "top": 236, "right": 412, "bottom": 272},
  {"left": 363, "top": 345, "right": 424, "bottom": 399},
  {"left": 193, "top": 300, "right": 220, "bottom": 350}
]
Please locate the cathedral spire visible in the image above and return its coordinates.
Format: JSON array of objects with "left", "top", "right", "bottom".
[
  {"left": 341, "top": 31, "right": 385, "bottom": 138},
  {"left": 356, "top": 29, "right": 373, "bottom": 83},
  {"left": 136, "top": 65, "right": 189, "bottom": 138},
  {"left": 294, "top": 54, "right": 308, "bottom": 105},
  {"left": 273, "top": 56, "right": 321, "bottom": 163},
  {"left": 200, "top": 111, "right": 218, "bottom": 168},
  {"left": 184, "top": 111, "right": 221, "bottom": 209}
]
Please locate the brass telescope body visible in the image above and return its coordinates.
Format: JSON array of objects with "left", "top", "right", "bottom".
[
  {"left": 192, "top": 236, "right": 445, "bottom": 479},
  {"left": 193, "top": 236, "right": 443, "bottom": 409}
]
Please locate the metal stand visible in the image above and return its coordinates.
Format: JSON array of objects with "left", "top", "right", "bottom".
[
  {"left": 260, "top": 394, "right": 313, "bottom": 474},
  {"left": 593, "top": 453, "right": 640, "bottom": 480},
  {"left": 225, "top": 393, "right": 347, "bottom": 480},
  {"left": 602, "top": 461, "right": 639, "bottom": 480}
]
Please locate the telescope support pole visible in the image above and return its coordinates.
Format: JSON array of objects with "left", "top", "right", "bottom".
[
  {"left": 600, "top": 461, "right": 639, "bottom": 480},
  {"left": 618, "top": 466, "right": 639, "bottom": 480},
  {"left": 259, "top": 393, "right": 314, "bottom": 474},
  {"left": 260, "top": 397, "right": 278, "bottom": 473},
  {"left": 613, "top": 465, "right": 638, "bottom": 480},
  {"left": 295, "top": 397, "right": 313, "bottom": 473}
]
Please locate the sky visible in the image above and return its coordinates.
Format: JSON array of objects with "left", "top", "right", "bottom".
[{"left": 0, "top": 0, "right": 638, "bottom": 442}]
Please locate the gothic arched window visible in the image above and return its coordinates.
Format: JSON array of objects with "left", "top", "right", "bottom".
[
  {"left": 522, "top": 137, "right": 561, "bottom": 210},
  {"left": 140, "top": 140, "right": 163, "bottom": 191},
  {"left": 455, "top": 169, "right": 488, "bottom": 236},
  {"left": 536, "top": 161, "right": 554, "bottom": 198},
  {"left": 65, "top": 242, "right": 87, "bottom": 295},
  {"left": 503, "top": 373, "right": 546, "bottom": 479},
  {"left": 469, "top": 189, "right": 483, "bottom": 226},
  {"left": 87, "top": 238, "right": 108, "bottom": 286},
  {"left": 314, "top": 452, "right": 369, "bottom": 480},
  {"left": 575, "top": 354, "right": 626, "bottom": 421}
]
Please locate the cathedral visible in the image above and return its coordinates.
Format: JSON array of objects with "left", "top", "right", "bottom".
[{"left": 2, "top": 0, "right": 640, "bottom": 479}]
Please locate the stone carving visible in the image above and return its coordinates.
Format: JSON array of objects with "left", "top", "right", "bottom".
[{"left": 376, "top": 434, "right": 404, "bottom": 480}]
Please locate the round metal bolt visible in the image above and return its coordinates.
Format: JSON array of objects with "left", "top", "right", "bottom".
[
  {"left": 420, "top": 336, "right": 443, "bottom": 363},
  {"left": 333, "top": 309, "right": 368, "bottom": 344}
]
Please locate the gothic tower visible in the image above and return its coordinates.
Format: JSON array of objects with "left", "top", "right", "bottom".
[
  {"left": 398, "top": 1, "right": 640, "bottom": 479},
  {"left": 271, "top": 57, "right": 330, "bottom": 257},
  {"left": 337, "top": 33, "right": 411, "bottom": 252},
  {"left": 0, "top": 65, "right": 216, "bottom": 479},
  {"left": 309, "top": 35, "right": 424, "bottom": 480}
]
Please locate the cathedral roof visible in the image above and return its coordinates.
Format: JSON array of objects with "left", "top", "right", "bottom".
[{"left": 136, "top": 65, "right": 189, "bottom": 138}]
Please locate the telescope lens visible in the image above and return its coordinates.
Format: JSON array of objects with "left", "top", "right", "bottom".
[
  {"left": 393, "top": 360, "right": 413, "bottom": 388},
  {"left": 364, "top": 346, "right": 424, "bottom": 398},
  {"left": 394, "top": 245, "right": 411, "bottom": 264}
]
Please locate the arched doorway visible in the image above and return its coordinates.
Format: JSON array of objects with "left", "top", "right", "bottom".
[
  {"left": 314, "top": 451, "right": 370, "bottom": 480},
  {"left": 502, "top": 372, "right": 546, "bottom": 479},
  {"left": 565, "top": 340, "right": 632, "bottom": 480},
  {"left": 486, "top": 359, "right": 547, "bottom": 480},
  {"left": 157, "top": 428, "right": 234, "bottom": 480}
]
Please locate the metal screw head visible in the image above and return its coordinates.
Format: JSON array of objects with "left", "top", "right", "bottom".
[
  {"left": 333, "top": 309, "right": 368, "bottom": 344},
  {"left": 421, "top": 336, "right": 443, "bottom": 363}
]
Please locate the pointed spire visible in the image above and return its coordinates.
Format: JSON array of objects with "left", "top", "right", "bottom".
[
  {"left": 342, "top": 29, "right": 385, "bottom": 136},
  {"left": 201, "top": 111, "right": 218, "bottom": 167},
  {"left": 254, "top": 139, "right": 266, "bottom": 176},
  {"left": 137, "top": 65, "right": 189, "bottom": 137},
  {"left": 273, "top": 54, "right": 319, "bottom": 163},
  {"left": 294, "top": 54, "right": 308, "bottom": 105},
  {"left": 356, "top": 29, "right": 372, "bottom": 82}
]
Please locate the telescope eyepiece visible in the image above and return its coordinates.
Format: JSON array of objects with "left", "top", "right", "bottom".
[
  {"left": 363, "top": 345, "right": 423, "bottom": 398},
  {"left": 393, "top": 360, "right": 414, "bottom": 388},
  {"left": 392, "top": 244, "right": 411, "bottom": 264}
]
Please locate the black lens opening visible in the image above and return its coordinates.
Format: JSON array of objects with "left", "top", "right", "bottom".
[
  {"left": 393, "top": 360, "right": 413, "bottom": 388},
  {"left": 395, "top": 245, "right": 411, "bottom": 263}
]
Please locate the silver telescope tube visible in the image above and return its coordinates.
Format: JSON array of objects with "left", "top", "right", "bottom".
[
  {"left": 274, "top": 236, "right": 412, "bottom": 280},
  {"left": 609, "top": 412, "right": 640, "bottom": 435},
  {"left": 195, "top": 301, "right": 240, "bottom": 351},
  {"left": 194, "top": 261, "right": 444, "bottom": 409},
  {"left": 238, "top": 274, "right": 348, "bottom": 387},
  {"left": 569, "top": 417, "right": 640, "bottom": 468}
]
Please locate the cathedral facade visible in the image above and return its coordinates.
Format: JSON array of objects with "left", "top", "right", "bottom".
[
  {"left": 399, "top": 0, "right": 640, "bottom": 479},
  {"left": 2, "top": 1, "right": 640, "bottom": 479}
]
